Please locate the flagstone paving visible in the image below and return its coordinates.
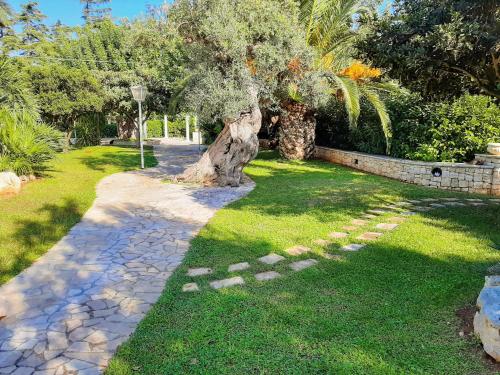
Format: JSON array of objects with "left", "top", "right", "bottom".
[{"left": 0, "top": 140, "right": 254, "bottom": 374}]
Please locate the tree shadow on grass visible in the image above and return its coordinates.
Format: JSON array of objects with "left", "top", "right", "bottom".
[
  {"left": 0, "top": 198, "right": 84, "bottom": 284},
  {"left": 108, "top": 225, "right": 500, "bottom": 375}
]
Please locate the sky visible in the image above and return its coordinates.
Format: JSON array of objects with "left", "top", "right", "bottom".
[
  {"left": 9, "top": 0, "right": 169, "bottom": 26},
  {"left": 9, "top": 0, "right": 394, "bottom": 27}
]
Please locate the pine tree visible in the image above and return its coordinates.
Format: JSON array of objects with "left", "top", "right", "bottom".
[
  {"left": 18, "top": 1, "right": 48, "bottom": 49},
  {"left": 0, "top": 0, "right": 14, "bottom": 39},
  {"left": 80, "top": 0, "right": 111, "bottom": 23}
]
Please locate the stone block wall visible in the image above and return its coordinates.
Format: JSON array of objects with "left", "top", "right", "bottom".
[{"left": 315, "top": 146, "right": 500, "bottom": 196}]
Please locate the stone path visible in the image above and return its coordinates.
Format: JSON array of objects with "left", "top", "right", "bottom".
[
  {"left": 0, "top": 139, "right": 254, "bottom": 374},
  {"left": 181, "top": 196, "right": 500, "bottom": 293}
]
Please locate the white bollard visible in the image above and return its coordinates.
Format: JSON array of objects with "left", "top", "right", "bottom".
[
  {"left": 164, "top": 115, "right": 168, "bottom": 139},
  {"left": 185, "top": 114, "right": 190, "bottom": 142}
]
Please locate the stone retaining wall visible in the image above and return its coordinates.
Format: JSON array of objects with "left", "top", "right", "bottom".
[{"left": 315, "top": 146, "right": 500, "bottom": 196}]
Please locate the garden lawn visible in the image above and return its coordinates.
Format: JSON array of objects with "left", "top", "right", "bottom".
[
  {"left": 0, "top": 145, "right": 156, "bottom": 285},
  {"left": 107, "top": 151, "right": 500, "bottom": 374}
]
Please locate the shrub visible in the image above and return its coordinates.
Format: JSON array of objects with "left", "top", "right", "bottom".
[
  {"left": 0, "top": 109, "right": 64, "bottom": 176},
  {"left": 146, "top": 120, "right": 163, "bottom": 138},
  {"left": 413, "top": 95, "right": 500, "bottom": 162},
  {"left": 74, "top": 113, "right": 106, "bottom": 147},
  {"left": 316, "top": 92, "right": 499, "bottom": 163},
  {"left": 145, "top": 117, "right": 192, "bottom": 139},
  {"left": 101, "top": 123, "right": 118, "bottom": 138},
  {"left": 316, "top": 90, "right": 435, "bottom": 158}
]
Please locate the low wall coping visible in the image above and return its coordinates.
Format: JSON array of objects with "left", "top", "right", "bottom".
[{"left": 315, "top": 147, "right": 495, "bottom": 170}]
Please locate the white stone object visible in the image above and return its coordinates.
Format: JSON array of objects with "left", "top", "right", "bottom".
[
  {"left": 0, "top": 171, "right": 21, "bottom": 195},
  {"left": 289, "top": 259, "right": 318, "bottom": 271},
  {"left": 254, "top": 271, "right": 281, "bottom": 281},
  {"left": 187, "top": 268, "right": 212, "bottom": 277},
  {"left": 209, "top": 277, "right": 245, "bottom": 289},
  {"left": 341, "top": 244, "right": 366, "bottom": 252},
  {"left": 258, "top": 253, "right": 285, "bottom": 265},
  {"left": 228, "top": 262, "right": 250, "bottom": 272}
]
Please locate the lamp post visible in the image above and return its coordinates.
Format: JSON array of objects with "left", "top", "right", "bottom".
[{"left": 130, "top": 85, "right": 148, "bottom": 169}]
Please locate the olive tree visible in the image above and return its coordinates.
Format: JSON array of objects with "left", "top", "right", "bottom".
[{"left": 171, "top": 0, "right": 317, "bottom": 186}]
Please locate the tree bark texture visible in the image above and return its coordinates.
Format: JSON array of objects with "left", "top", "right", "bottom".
[
  {"left": 117, "top": 118, "right": 136, "bottom": 140},
  {"left": 278, "top": 102, "right": 316, "bottom": 160},
  {"left": 177, "top": 88, "right": 262, "bottom": 187}
]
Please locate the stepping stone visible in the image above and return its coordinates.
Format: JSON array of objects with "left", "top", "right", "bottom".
[
  {"left": 210, "top": 277, "right": 245, "bottom": 290},
  {"left": 367, "top": 209, "right": 389, "bottom": 215},
  {"left": 445, "top": 202, "right": 466, "bottom": 206},
  {"left": 407, "top": 199, "right": 421, "bottom": 204},
  {"left": 376, "top": 223, "right": 399, "bottom": 231},
  {"left": 324, "top": 253, "right": 343, "bottom": 260},
  {"left": 466, "top": 198, "right": 483, "bottom": 202},
  {"left": 228, "top": 262, "right": 250, "bottom": 272},
  {"left": 342, "top": 226, "right": 358, "bottom": 232},
  {"left": 182, "top": 283, "right": 199, "bottom": 292},
  {"left": 313, "top": 239, "right": 330, "bottom": 246},
  {"left": 413, "top": 206, "right": 432, "bottom": 212},
  {"left": 363, "top": 214, "right": 377, "bottom": 219},
  {"left": 470, "top": 202, "right": 487, "bottom": 206},
  {"left": 430, "top": 203, "right": 446, "bottom": 208},
  {"left": 341, "top": 244, "right": 366, "bottom": 252},
  {"left": 258, "top": 253, "right": 285, "bottom": 265},
  {"left": 352, "top": 219, "right": 368, "bottom": 226},
  {"left": 254, "top": 271, "right": 281, "bottom": 281},
  {"left": 442, "top": 198, "right": 459, "bottom": 201},
  {"left": 490, "top": 199, "right": 500, "bottom": 203},
  {"left": 388, "top": 216, "right": 406, "bottom": 223},
  {"left": 286, "top": 245, "right": 311, "bottom": 256},
  {"left": 401, "top": 211, "right": 416, "bottom": 216},
  {"left": 357, "top": 232, "right": 383, "bottom": 241},
  {"left": 385, "top": 205, "right": 402, "bottom": 211},
  {"left": 289, "top": 259, "right": 318, "bottom": 271},
  {"left": 329, "top": 232, "right": 348, "bottom": 239},
  {"left": 395, "top": 201, "right": 412, "bottom": 206},
  {"left": 187, "top": 268, "right": 212, "bottom": 277},
  {"left": 422, "top": 198, "right": 438, "bottom": 202}
]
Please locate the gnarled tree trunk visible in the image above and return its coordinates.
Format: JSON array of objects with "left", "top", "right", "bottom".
[
  {"left": 177, "top": 88, "right": 262, "bottom": 187},
  {"left": 117, "top": 118, "right": 136, "bottom": 140},
  {"left": 278, "top": 101, "right": 316, "bottom": 160}
]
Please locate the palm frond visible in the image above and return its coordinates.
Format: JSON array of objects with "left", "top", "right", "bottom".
[
  {"left": 360, "top": 86, "right": 392, "bottom": 154},
  {"left": 332, "top": 75, "right": 360, "bottom": 128}
]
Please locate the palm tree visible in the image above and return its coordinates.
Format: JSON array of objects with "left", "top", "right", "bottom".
[{"left": 301, "top": 0, "right": 396, "bottom": 154}]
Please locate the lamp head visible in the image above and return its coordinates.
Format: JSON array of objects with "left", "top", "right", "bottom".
[{"left": 130, "top": 85, "right": 148, "bottom": 102}]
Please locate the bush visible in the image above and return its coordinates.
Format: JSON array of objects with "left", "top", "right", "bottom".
[
  {"left": 0, "top": 109, "right": 64, "bottom": 176},
  {"left": 145, "top": 117, "right": 192, "bottom": 139},
  {"left": 316, "top": 92, "right": 499, "bottom": 163},
  {"left": 146, "top": 120, "right": 163, "bottom": 138},
  {"left": 101, "top": 123, "right": 118, "bottom": 138},
  {"left": 74, "top": 113, "right": 106, "bottom": 147},
  {"left": 413, "top": 95, "right": 500, "bottom": 162},
  {"left": 316, "top": 90, "right": 435, "bottom": 158}
]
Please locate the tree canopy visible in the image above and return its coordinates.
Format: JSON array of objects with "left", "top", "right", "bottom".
[{"left": 358, "top": 0, "right": 500, "bottom": 100}]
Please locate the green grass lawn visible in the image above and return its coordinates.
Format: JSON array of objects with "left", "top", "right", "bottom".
[
  {"left": 0, "top": 145, "right": 156, "bottom": 285},
  {"left": 107, "top": 151, "right": 500, "bottom": 375}
]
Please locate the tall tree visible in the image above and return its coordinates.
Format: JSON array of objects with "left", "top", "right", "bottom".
[
  {"left": 171, "top": 0, "right": 319, "bottom": 186},
  {"left": 0, "top": 0, "right": 18, "bottom": 53},
  {"left": 358, "top": 0, "right": 500, "bottom": 100},
  {"left": 0, "top": 0, "right": 12, "bottom": 38},
  {"left": 17, "top": 1, "right": 48, "bottom": 55},
  {"left": 0, "top": 55, "right": 37, "bottom": 114},
  {"left": 80, "top": 0, "right": 111, "bottom": 23},
  {"left": 29, "top": 63, "right": 104, "bottom": 143}
]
